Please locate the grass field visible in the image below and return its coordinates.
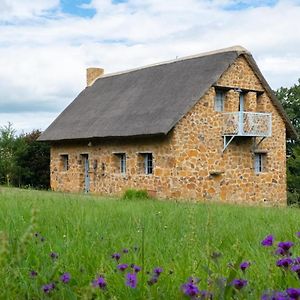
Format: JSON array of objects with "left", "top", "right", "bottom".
[{"left": 0, "top": 187, "right": 300, "bottom": 299}]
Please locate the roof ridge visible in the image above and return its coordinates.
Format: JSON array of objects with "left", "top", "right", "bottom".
[{"left": 97, "top": 45, "right": 249, "bottom": 80}]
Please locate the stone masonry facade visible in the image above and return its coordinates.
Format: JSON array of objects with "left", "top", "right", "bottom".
[{"left": 50, "top": 56, "right": 287, "bottom": 205}]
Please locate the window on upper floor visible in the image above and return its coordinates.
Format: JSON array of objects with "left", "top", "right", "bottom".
[
  {"left": 214, "top": 90, "right": 225, "bottom": 112},
  {"left": 60, "top": 154, "right": 69, "bottom": 171}
]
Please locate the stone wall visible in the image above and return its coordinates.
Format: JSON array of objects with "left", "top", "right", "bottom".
[{"left": 50, "top": 56, "right": 287, "bottom": 205}]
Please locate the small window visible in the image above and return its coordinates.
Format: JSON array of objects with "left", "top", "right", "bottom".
[
  {"left": 61, "top": 154, "right": 69, "bottom": 171},
  {"left": 113, "top": 153, "right": 126, "bottom": 175},
  {"left": 215, "top": 90, "right": 225, "bottom": 112},
  {"left": 254, "top": 153, "right": 266, "bottom": 173},
  {"left": 144, "top": 153, "right": 153, "bottom": 175}
]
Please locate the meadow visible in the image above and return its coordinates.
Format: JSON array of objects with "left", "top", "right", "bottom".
[{"left": 0, "top": 187, "right": 300, "bottom": 299}]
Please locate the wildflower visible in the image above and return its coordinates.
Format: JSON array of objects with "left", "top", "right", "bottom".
[
  {"left": 276, "top": 258, "right": 293, "bottom": 269},
  {"left": 60, "top": 272, "right": 71, "bottom": 283},
  {"left": 123, "top": 248, "right": 129, "bottom": 253},
  {"left": 42, "top": 283, "right": 55, "bottom": 294},
  {"left": 126, "top": 273, "right": 137, "bottom": 288},
  {"left": 231, "top": 279, "right": 248, "bottom": 290},
  {"left": 261, "top": 291, "right": 288, "bottom": 300},
  {"left": 291, "top": 265, "right": 300, "bottom": 279},
  {"left": 200, "top": 290, "right": 213, "bottom": 299},
  {"left": 240, "top": 261, "right": 250, "bottom": 272},
  {"left": 286, "top": 288, "right": 300, "bottom": 299},
  {"left": 50, "top": 252, "right": 58, "bottom": 260},
  {"left": 40, "top": 237, "right": 45, "bottom": 242},
  {"left": 147, "top": 276, "right": 158, "bottom": 286},
  {"left": 92, "top": 276, "right": 107, "bottom": 290},
  {"left": 34, "top": 232, "right": 40, "bottom": 237},
  {"left": 30, "top": 270, "right": 38, "bottom": 278},
  {"left": 117, "top": 264, "right": 129, "bottom": 271},
  {"left": 133, "top": 265, "right": 141, "bottom": 273},
  {"left": 297, "top": 232, "right": 300, "bottom": 239},
  {"left": 275, "top": 247, "right": 286, "bottom": 256},
  {"left": 277, "top": 242, "right": 294, "bottom": 255},
  {"left": 278, "top": 241, "right": 294, "bottom": 250},
  {"left": 293, "top": 257, "right": 300, "bottom": 264},
  {"left": 111, "top": 253, "right": 121, "bottom": 261},
  {"left": 181, "top": 281, "right": 200, "bottom": 298},
  {"left": 154, "top": 267, "right": 163, "bottom": 276},
  {"left": 261, "top": 235, "right": 274, "bottom": 247},
  {"left": 133, "top": 245, "right": 138, "bottom": 251}
]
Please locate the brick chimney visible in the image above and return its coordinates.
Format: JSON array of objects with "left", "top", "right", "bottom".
[{"left": 86, "top": 67, "right": 104, "bottom": 86}]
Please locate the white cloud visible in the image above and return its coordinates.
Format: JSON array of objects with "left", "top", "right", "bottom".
[
  {"left": 0, "top": 0, "right": 60, "bottom": 20},
  {"left": 0, "top": 0, "right": 300, "bottom": 133}
]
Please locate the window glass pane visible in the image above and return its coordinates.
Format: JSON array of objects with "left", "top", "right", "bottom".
[
  {"left": 255, "top": 154, "right": 264, "bottom": 173},
  {"left": 144, "top": 153, "right": 153, "bottom": 174},
  {"left": 120, "top": 154, "right": 126, "bottom": 174},
  {"left": 215, "top": 90, "right": 224, "bottom": 112}
]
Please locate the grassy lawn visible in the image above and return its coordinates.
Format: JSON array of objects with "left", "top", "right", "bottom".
[{"left": 0, "top": 187, "right": 300, "bottom": 299}]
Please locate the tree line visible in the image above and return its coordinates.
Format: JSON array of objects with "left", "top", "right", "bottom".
[
  {"left": 0, "top": 80, "right": 300, "bottom": 202},
  {"left": 0, "top": 123, "right": 50, "bottom": 189}
]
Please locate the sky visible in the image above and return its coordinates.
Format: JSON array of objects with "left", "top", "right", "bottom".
[{"left": 0, "top": 0, "right": 300, "bottom": 134}]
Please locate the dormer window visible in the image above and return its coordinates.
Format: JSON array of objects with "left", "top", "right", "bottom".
[{"left": 214, "top": 90, "right": 225, "bottom": 112}]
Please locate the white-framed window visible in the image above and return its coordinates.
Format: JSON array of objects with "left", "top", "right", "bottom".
[
  {"left": 61, "top": 154, "right": 69, "bottom": 171},
  {"left": 144, "top": 153, "right": 153, "bottom": 175},
  {"left": 254, "top": 153, "right": 266, "bottom": 173},
  {"left": 214, "top": 90, "right": 225, "bottom": 112}
]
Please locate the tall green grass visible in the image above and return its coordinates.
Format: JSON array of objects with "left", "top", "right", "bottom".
[{"left": 0, "top": 187, "right": 299, "bottom": 299}]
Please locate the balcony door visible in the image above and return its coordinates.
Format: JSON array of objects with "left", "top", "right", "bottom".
[{"left": 238, "top": 93, "right": 244, "bottom": 134}]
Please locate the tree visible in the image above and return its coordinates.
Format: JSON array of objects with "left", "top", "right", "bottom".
[
  {"left": 0, "top": 123, "right": 26, "bottom": 185},
  {"left": 0, "top": 124, "right": 50, "bottom": 188},
  {"left": 276, "top": 79, "right": 300, "bottom": 204},
  {"left": 15, "top": 130, "right": 50, "bottom": 189}
]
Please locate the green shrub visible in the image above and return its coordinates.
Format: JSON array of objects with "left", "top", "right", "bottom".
[{"left": 122, "top": 188, "right": 149, "bottom": 200}]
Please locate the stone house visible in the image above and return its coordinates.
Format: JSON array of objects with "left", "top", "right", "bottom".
[{"left": 39, "top": 46, "right": 297, "bottom": 205}]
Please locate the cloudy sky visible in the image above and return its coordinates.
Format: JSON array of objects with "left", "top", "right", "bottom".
[{"left": 0, "top": 0, "right": 300, "bottom": 133}]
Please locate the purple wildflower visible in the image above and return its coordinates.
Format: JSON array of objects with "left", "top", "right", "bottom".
[
  {"left": 291, "top": 265, "right": 300, "bottom": 279},
  {"left": 240, "top": 261, "right": 250, "bottom": 272},
  {"left": 60, "top": 272, "right": 71, "bottom": 283},
  {"left": 297, "top": 232, "right": 300, "bottom": 239},
  {"left": 30, "top": 270, "right": 38, "bottom": 278},
  {"left": 40, "top": 237, "right": 45, "bottom": 242},
  {"left": 117, "top": 264, "right": 129, "bottom": 272},
  {"left": 42, "top": 283, "right": 55, "bottom": 294},
  {"left": 275, "top": 247, "right": 286, "bottom": 256},
  {"left": 294, "top": 257, "right": 300, "bottom": 264},
  {"left": 154, "top": 267, "right": 163, "bottom": 276},
  {"left": 278, "top": 241, "right": 294, "bottom": 250},
  {"left": 122, "top": 248, "right": 129, "bottom": 253},
  {"left": 286, "top": 288, "right": 300, "bottom": 299},
  {"left": 92, "top": 276, "right": 107, "bottom": 290},
  {"left": 126, "top": 273, "right": 137, "bottom": 288},
  {"left": 261, "top": 291, "right": 288, "bottom": 300},
  {"left": 181, "top": 281, "right": 200, "bottom": 298},
  {"left": 231, "top": 279, "right": 248, "bottom": 290},
  {"left": 276, "top": 258, "right": 293, "bottom": 269},
  {"left": 133, "top": 265, "right": 141, "bottom": 273},
  {"left": 277, "top": 242, "right": 294, "bottom": 256},
  {"left": 34, "top": 232, "right": 40, "bottom": 237},
  {"left": 111, "top": 253, "right": 121, "bottom": 261},
  {"left": 261, "top": 235, "right": 274, "bottom": 247},
  {"left": 147, "top": 276, "right": 158, "bottom": 286},
  {"left": 200, "top": 290, "right": 213, "bottom": 299},
  {"left": 50, "top": 252, "right": 58, "bottom": 260}
]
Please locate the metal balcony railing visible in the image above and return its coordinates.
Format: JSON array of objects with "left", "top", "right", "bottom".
[{"left": 222, "top": 112, "right": 272, "bottom": 137}]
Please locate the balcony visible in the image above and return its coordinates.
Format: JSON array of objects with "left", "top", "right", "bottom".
[
  {"left": 223, "top": 112, "right": 272, "bottom": 137},
  {"left": 222, "top": 112, "right": 272, "bottom": 151}
]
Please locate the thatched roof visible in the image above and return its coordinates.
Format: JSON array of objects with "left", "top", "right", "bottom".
[{"left": 39, "top": 46, "right": 297, "bottom": 141}]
